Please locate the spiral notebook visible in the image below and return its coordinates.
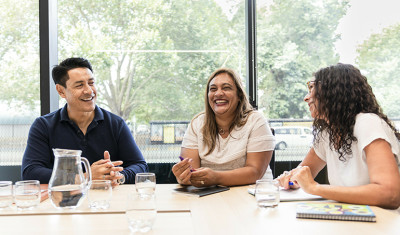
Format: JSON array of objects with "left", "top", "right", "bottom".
[{"left": 296, "top": 202, "right": 376, "bottom": 222}]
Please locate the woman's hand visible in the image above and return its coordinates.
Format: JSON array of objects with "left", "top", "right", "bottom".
[
  {"left": 172, "top": 158, "right": 193, "bottom": 185},
  {"left": 290, "top": 166, "right": 319, "bottom": 194},
  {"left": 190, "top": 167, "right": 218, "bottom": 187},
  {"left": 276, "top": 168, "right": 301, "bottom": 190}
]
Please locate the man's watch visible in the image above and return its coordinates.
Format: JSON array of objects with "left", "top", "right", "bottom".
[{"left": 117, "top": 173, "right": 125, "bottom": 185}]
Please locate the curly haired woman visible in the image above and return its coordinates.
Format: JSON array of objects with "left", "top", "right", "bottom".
[{"left": 277, "top": 63, "right": 400, "bottom": 209}]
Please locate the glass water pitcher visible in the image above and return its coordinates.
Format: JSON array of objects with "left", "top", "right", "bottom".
[{"left": 48, "top": 148, "right": 92, "bottom": 209}]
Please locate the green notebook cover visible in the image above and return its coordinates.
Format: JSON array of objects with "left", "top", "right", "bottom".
[{"left": 296, "top": 202, "right": 376, "bottom": 222}]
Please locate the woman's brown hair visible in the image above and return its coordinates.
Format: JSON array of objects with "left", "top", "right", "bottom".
[{"left": 191, "top": 68, "right": 253, "bottom": 156}]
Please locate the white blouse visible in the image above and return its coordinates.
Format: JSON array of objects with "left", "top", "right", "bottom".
[
  {"left": 314, "top": 113, "right": 400, "bottom": 187},
  {"left": 182, "top": 111, "right": 275, "bottom": 177}
]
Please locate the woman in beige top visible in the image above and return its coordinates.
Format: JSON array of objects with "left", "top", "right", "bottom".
[{"left": 172, "top": 68, "right": 275, "bottom": 187}]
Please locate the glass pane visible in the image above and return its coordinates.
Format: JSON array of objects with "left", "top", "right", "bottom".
[
  {"left": 58, "top": 0, "right": 246, "bottom": 163},
  {"left": 257, "top": 0, "right": 400, "bottom": 161},
  {"left": 0, "top": 0, "right": 39, "bottom": 166}
]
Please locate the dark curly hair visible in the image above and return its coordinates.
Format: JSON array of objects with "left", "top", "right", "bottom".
[{"left": 312, "top": 63, "right": 400, "bottom": 161}]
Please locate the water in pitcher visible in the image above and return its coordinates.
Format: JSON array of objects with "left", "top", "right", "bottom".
[
  {"left": 49, "top": 149, "right": 92, "bottom": 209},
  {"left": 49, "top": 184, "right": 86, "bottom": 209}
]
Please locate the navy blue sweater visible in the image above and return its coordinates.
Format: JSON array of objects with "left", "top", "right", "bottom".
[{"left": 22, "top": 104, "right": 148, "bottom": 184}]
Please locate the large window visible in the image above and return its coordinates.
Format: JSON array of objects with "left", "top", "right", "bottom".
[
  {"left": 58, "top": 0, "right": 246, "bottom": 163},
  {"left": 1, "top": 0, "right": 400, "bottom": 167},
  {"left": 0, "top": 0, "right": 39, "bottom": 166},
  {"left": 257, "top": 0, "right": 400, "bottom": 161}
]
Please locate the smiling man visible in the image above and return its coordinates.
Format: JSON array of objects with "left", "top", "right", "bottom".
[{"left": 22, "top": 57, "right": 148, "bottom": 185}]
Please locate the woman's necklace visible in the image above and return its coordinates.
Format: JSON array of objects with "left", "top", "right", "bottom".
[{"left": 219, "top": 128, "right": 229, "bottom": 135}]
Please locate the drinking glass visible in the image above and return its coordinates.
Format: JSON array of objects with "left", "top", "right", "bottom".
[
  {"left": 126, "top": 192, "right": 157, "bottom": 233},
  {"left": 0, "top": 181, "right": 13, "bottom": 209},
  {"left": 135, "top": 173, "right": 156, "bottom": 198},
  {"left": 14, "top": 180, "right": 41, "bottom": 210},
  {"left": 88, "top": 180, "right": 112, "bottom": 209},
  {"left": 255, "top": 179, "right": 280, "bottom": 208}
]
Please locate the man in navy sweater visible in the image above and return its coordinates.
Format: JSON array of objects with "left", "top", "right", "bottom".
[{"left": 22, "top": 57, "right": 148, "bottom": 186}]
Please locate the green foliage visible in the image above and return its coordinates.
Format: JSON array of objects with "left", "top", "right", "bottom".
[
  {"left": 57, "top": 0, "right": 246, "bottom": 123},
  {"left": 1, "top": 0, "right": 353, "bottom": 123},
  {"left": 257, "top": 0, "right": 349, "bottom": 118},
  {"left": 0, "top": 0, "right": 39, "bottom": 114},
  {"left": 357, "top": 24, "right": 400, "bottom": 117}
]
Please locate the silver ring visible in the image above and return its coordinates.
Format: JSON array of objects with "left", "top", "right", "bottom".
[
  {"left": 200, "top": 180, "right": 205, "bottom": 185},
  {"left": 102, "top": 174, "right": 106, "bottom": 180}
]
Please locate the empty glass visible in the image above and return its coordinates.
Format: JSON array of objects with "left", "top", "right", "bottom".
[
  {"left": 126, "top": 192, "right": 157, "bottom": 233},
  {"left": 88, "top": 180, "right": 112, "bottom": 209},
  {"left": 255, "top": 179, "right": 280, "bottom": 208},
  {"left": 135, "top": 173, "right": 156, "bottom": 198},
  {"left": 0, "top": 181, "right": 13, "bottom": 209},
  {"left": 14, "top": 180, "right": 41, "bottom": 210}
]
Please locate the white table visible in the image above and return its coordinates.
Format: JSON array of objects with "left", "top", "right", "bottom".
[{"left": 0, "top": 184, "right": 399, "bottom": 235}]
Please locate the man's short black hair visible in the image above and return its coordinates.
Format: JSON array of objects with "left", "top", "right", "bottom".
[{"left": 52, "top": 57, "right": 93, "bottom": 87}]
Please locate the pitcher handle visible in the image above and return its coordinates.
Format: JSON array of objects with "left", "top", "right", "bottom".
[{"left": 81, "top": 157, "right": 92, "bottom": 185}]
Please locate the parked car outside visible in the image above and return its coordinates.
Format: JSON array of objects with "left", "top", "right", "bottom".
[
  {"left": 273, "top": 126, "right": 313, "bottom": 150},
  {"left": 136, "top": 124, "right": 150, "bottom": 134}
]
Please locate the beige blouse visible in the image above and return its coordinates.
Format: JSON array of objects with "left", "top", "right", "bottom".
[{"left": 182, "top": 111, "right": 275, "bottom": 177}]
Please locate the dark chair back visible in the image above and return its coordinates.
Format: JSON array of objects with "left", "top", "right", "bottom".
[
  {"left": 0, "top": 165, "right": 21, "bottom": 182},
  {"left": 270, "top": 128, "right": 275, "bottom": 178}
]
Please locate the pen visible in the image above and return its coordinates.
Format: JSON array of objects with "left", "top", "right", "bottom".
[{"left": 179, "top": 156, "right": 195, "bottom": 172}]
